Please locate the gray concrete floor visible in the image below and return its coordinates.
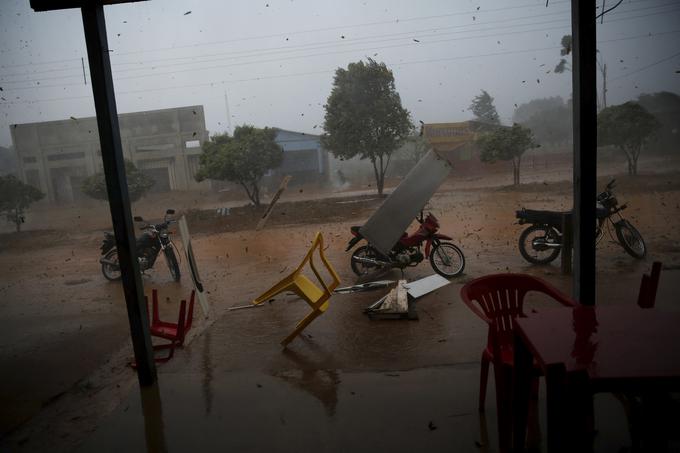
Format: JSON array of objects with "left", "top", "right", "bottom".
[{"left": 70, "top": 271, "right": 680, "bottom": 453}]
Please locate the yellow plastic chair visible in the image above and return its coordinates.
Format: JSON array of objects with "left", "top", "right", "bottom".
[{"left": 252, "top": 232, "right": 341, "bottom": 346}]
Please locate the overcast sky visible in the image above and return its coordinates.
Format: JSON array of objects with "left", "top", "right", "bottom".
[{"left": 0, "top": 0, "right": 678, "bottom": 147}]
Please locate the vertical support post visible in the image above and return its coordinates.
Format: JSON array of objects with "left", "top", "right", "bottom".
[
  {"left": 561, "top": 212, "right": 573, "bottom": 274},
  {"left": 571, "top": 1, "right": 598, "bottom": 305},
  {"left": 81, "top": 4, "right": 156, "bottom": 385}
]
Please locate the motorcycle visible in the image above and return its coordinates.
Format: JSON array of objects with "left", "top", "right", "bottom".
[
  {"left": 345, "top": 211, "right": 465, "bottom": 278},
  {"left": 99, "top": 209, "right": 181, "bottom": 281},
  {"left": 516, "top": 179, "right": 646, "bottom": 264}
]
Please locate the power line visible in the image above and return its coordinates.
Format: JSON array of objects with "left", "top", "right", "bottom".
[
  {"left": 3, "top": 3, "right": 679, "bottom": 90},
  {"left": 2, "top": 0, "right": 670, "bottom": 74},
  {"left": 0, "top": 1, "right": 571, "bottom": 70},
  {"left": 2, "top": 30, "right": 677, "bottom": 107},
  {"left": 609, "top": 50, "right": 680, "bottom": 81}
]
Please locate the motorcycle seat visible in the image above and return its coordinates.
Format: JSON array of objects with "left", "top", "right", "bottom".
[
  {"left": 350, "top": 226, "right": 362, "bottom": 234},
  {"left": 516, "top": 208, "right": 571, "bottom": 226}
]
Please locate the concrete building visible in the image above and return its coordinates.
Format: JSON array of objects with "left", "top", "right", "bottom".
[{"left": 10, "top": 105, "right": 209, "bottom": 203}]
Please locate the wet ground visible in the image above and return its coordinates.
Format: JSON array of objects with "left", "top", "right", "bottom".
[{"left": 1, "top": 159, "right": 680, "bottom": 451}]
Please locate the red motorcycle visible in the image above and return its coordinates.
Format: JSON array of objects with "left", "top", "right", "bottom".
[{"left": 345, "top": 211, "right": 465, "bottom": 278}]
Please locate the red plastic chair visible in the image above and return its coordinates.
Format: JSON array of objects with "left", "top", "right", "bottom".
[
  {"left": 637, "top": 261, "right": 662, "bottom": 309},
  {"left": 461, "top": 273, "right": 576, "bottom": 410},
  {"left": 460, "top": 274, "right": 576, "bottom": 451},
  {"left": 147, "top": 288, "right": 195, "bottom": 362}
]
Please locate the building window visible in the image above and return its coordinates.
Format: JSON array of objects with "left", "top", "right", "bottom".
[
  {"left": 23, "top": 156, "right": 38, "bottom": 164},
  {"left": 185, "top": 140, "right": 200, "bottom": 148},
  {"left": 47, "top": 152, "right": 85, "bottom": 161}
]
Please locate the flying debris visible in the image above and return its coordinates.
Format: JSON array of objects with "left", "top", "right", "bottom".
[
  {"left": 184, "top": 11, "right": 192, "bottom": 15},
  {"left": 70, "top": 116, "right": 77, "bottom": 121},
  {"left": 413, "top": 39, "right": 420, "bottom": 42}
]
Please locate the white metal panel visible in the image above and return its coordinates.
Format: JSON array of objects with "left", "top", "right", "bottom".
[
  {"left": 404, "top": 274, "right": 451, "bottom": 299},
  {"left": 359, "top": 149, "right": 452, "bottom": 255},
  {"left": 178, "top": 216, "right": 210, "bottom": 317}
]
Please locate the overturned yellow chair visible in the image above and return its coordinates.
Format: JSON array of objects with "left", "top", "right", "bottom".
[{"left": 252, "top": 232, "right": 341, "bottom": 346}]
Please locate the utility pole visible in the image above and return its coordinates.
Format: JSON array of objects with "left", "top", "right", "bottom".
[
  {"left": 602, "top": 63, "right": 607, "bottom": 109},
  {"left": 224, "top": 91, "right": 232, "bottom": 134}
]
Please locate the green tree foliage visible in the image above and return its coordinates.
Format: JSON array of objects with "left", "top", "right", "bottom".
[
  {"left": 637, "top": 91, "right": 680, "bottom": 153},
  {"left": 469, "top": 90, "right": 500, "bottom": 125},
  {"left": 408, "top": 135, "right": 432, "bottom": 165},
  {"left": 196, "top": 125, "right": 283, "bottom": 206},
  {"left": 81, "top": 159, "right": 155, "bottom": 203},
  {"left": 513, "top": 97, "right": 572, "bottom": 145},
  {"left": 598, "top": 102, "right": 661, "bottom": 175},
  {"left": 476, "top": 124, "right": 538, "bottom": 185},
  {"left": 0, "top": 175, "right": 44, "bottom": 232},
  {"left": 0, "top": 146, "right": 18, "bottom": 176},
  {"left": 322, "top": 58, "right": 412, "bottom": 195},
  {"left": 555, "top": 35, "right": 572, "bottom": 73}
]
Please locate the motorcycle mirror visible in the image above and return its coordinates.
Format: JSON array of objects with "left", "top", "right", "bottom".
[
  {"left": 133, "top": 216, "right": 144, "bottom": 222},
  {"left": 166, "top": 209, "right": 175, "bottom": 215}
]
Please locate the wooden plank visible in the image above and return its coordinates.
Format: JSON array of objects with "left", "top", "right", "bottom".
[{"left": 256, "top": 175, "right": 292, "bottom": 231}]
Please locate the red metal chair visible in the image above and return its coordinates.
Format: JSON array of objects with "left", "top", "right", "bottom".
[
  {"left": 148, "top": 288, "right": 195, "bottom": 362},
  {"left": 461, "top": 273, "right": 576, "bottom": 410},
  {"left": 637, "top": 261, "right": 662, "bottom": 309}
]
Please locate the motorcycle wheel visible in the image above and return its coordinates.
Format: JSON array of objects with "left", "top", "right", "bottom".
[
  {"left": 429, "top": 242, "right": 465, "bottom": 278},
  {"left": 350, "top": 245, "right": 383, "bottom": 276},
  {"left": 164, "top": 247, "right": 181, "bottom": 282},
  {"left": 101, "top": 249, "right": 122, "bottom": 281},
  {"left": 615, "top": 220, "right": 646, "bottom": 259},
  {"left": 518, "top": 225, "right": 561, "bottom": 265}
]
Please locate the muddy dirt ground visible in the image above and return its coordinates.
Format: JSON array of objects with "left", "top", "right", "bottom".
[{"left": 1, "top": 157, "right": 680, "bottom": 448}]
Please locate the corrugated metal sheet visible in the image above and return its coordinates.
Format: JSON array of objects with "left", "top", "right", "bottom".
[{"left": 359, "top": 149, "right": 452, "bottom": 256}]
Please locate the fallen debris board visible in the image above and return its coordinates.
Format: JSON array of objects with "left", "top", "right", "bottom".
[
  {"left": 256, "top": 175, "right": 291, "bottom": 231},
  {"left": 359, "top": 150, "right": 453, "bottom": 256},
  {"left": 334, "top": 280, "right": 396, "bottom": 294},
  {"left": 364, "top": 280, "right": 417, "bottom": 320},
  {"left": 179, "top": 216, "right": 210, "bottom": 317},
  {"left": 404, "top": 274, "right": 451, "bottom": 299}
]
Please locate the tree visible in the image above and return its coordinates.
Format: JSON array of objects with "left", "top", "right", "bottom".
[
  {"left": 476, "top": 124, "right": 538, "bottom": 185},
  {"left": 554, "top": 35, "right": 573, "bottom": 74},
  {"left": 408, "top": 135, "right": 432, "bottom": 165},
  {"left": 81, "top": 159, "right": 155, "bottom": 202},
  {"left": 637, "top": 91, "right": 680, "bottom": 153},
  {"left": 469, "top": 90, "right": 500, "bottom": 125},
  {"left": 0, "top": 146, "right": 18, "bottom": 176},
  {"left": 196, "top": 125, "right": 283, "bottom": 206},
  {"left": 513, "top": 97, "right": 565, "bottom": 124},
  {"left": 322, "top": 58, "right": 413, "bottom": 195},
  {"left": 598, "top": 102, "right": 660, "bottom": 175},
  {"left": 0, "top": 175, "right": 44, "bottom": 232},
  {"left": 513, "top": 97, "right": 572, "bottom": 146}
]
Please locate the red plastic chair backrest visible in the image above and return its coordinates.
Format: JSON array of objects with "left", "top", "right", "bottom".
[{"left": 460, "top": 273, "right": 576, "bottom": 357}]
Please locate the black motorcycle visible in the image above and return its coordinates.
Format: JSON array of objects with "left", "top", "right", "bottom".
[
  {"left": 516, "top": 179, "right": 646, "bottom": 264},
  {"left": 99, "top": 209, "right": 181, "bottom": 281}
]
